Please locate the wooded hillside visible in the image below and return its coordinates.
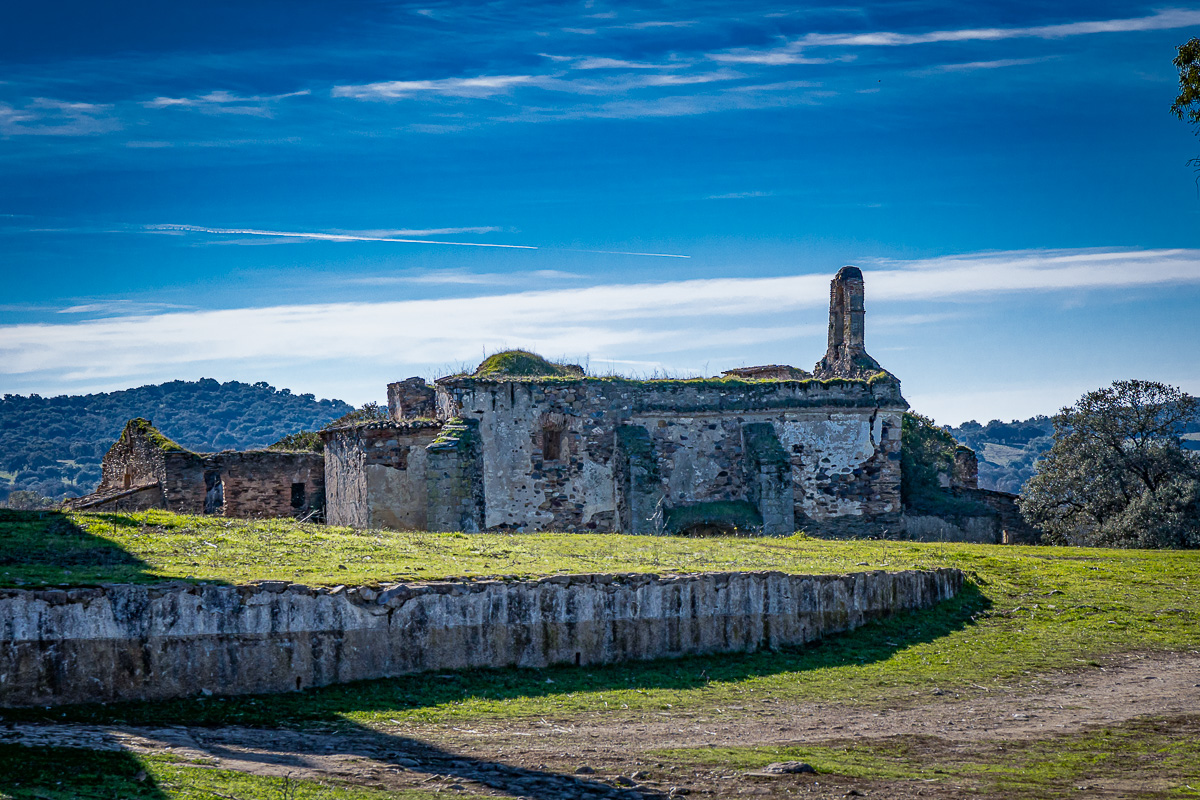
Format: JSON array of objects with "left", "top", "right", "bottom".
[{"left": 0, "top": 380, "right": 354, "bottom": 501}]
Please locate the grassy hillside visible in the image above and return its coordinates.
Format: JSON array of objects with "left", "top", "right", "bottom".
[{"left": 0, "top": 380, "right": 353, "bottom": 501}]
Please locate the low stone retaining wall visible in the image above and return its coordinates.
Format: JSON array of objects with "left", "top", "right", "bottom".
[{"left": 0, "top": 568, "right": 961, "bottom": 707}]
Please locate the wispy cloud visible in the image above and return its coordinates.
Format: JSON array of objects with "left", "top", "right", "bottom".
[
  {"left": 707, "top": 190, "right": 775, "bottom": 200},
  {"left": 58, "top": 300, "right": 193, "bottom": 315},
  {"left": 332, "top": 69, "right": 740, "bottom": 102},
  {"left": 143, "top": 90, "right": 310, "bottom": 116},
  {"left": 142, "top": 224, "right": 691, "bottom": 257},
  {"left": 0, "top": 98, "right": 119, "bottom": 136},
  {"left": 708, "top": 9, "right": 1200, "bottom": 65},
  {"left": 5, "top": 248, "right": 1199, "bottom": 388},
  {"left": 144, "top": 224, "right": 536, "bottom": 249},
  {"left": 929, "top": 56, "right": 1057, "bottom": 72},
  {"left": 332, "top": 75, "right": 538, "bottom": 100}
]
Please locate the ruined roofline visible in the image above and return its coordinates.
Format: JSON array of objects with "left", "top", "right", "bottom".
[
  {"left": 318, "top": 418, "right": 443, "bottom": 436},
  {"left": 436, "top": 372, "right": 899, "bottom": 389}
]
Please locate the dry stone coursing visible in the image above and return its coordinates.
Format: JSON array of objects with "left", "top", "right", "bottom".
[{"left": 0, "top": 568, "right": 961, "bottom": 707}]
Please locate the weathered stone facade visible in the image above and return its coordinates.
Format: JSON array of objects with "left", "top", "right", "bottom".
[
  {"left": 0, "top": 567, "right": 962, "bottom": 707},
  {"left": 320, "top": 266, "right": 910, "bottom": 534},
  {"left": 70, "top": 419, "right": 323, "bottom": 519},
  {"left": 322, "top": 420, "right": 441, "bottom": 530}
]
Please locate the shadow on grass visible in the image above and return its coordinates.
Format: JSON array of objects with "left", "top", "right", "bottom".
[
  {"left": 0, "top": 743, "right": 168, "bottom": 799},
  {"left": 0, "top": 509, "right": 228, "bottom": 587},
  {"left": 0, "top": 583, "right": 990, "bottom": 798}
]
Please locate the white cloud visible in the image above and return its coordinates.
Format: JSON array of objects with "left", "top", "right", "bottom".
[
  {"left": 143, "top": 90, "right": 310, "bottom": 116},
  {"left": 143, "top": 224, "right": 536, "bottom": 249},
  {"left": 930, "top": 56, "right": 1056, "bottom": 72},
  {"left": 5, "top": 248, "right": 1200, "bottom": 392},
  {"left": 707, "top": 9, "right": 1200, "bottom": 65},
  {"left": 0, "top": 98, "right": 119, "bottom": 136},
  {"left": 331, "top": 75, "right": 538, "bottom": 100}
]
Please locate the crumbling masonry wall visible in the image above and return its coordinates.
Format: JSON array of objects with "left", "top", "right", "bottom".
[
  {"left": 437, "top": 376, "right": 906, "bottom": 533},
  {"left": 323, "top": 422, "right": 441, "bottom": 529},
  {"left": 0, "top": 568, "right": 961, "bottom": 707}
]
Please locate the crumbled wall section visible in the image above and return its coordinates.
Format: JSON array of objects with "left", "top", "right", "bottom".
[
  {"left": 0, "top": 567, "right": 962, "bottom": 707},
  {"left": 323, "top": 422, "right": 441, "bottom": 529},
  {"left": 75, "top": 420, "right": 326, "bottom": 519},
  {"left": 425, "top": 419, "right": 485, "bottom": 532},
  {"left": 440, "top": 377, "right": 906, "bottom": 533},
  {"left": 387, "top": 377, "right": 437, "bottom": 421}
]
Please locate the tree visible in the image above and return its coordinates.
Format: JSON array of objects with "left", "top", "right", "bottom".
[
  {"left": 1019, "top": 380, "right": 1200, "bottom": 548},
  {"left": 1171, "top": 38, "right": 1200, "bottom": 177}
]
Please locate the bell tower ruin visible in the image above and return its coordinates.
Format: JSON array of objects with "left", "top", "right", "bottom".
[{"left": 813, "top": 266, "right": 887, "bottom": 379}]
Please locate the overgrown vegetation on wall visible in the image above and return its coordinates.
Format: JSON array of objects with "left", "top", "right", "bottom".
[{"left": 0, "top": 380, "right": 353, "bottom": 501}]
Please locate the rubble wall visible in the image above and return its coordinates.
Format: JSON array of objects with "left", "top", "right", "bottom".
[
  {"left": 323, "top": 423, "right": 441, "bottom": 529},
  {"left": 0, "top": 567, "right": 961, "bottom": 707},
  {"left": 443, "top": 378, "right": 905, "bottom": 532}
]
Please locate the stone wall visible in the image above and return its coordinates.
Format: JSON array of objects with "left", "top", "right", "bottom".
[
  {"left": 0, "top": 567, "right": 961, "bottom": 707},
  {"left": 437, "top": 377, "right": 906, "bottom": 533},
  {"left": 904, "top": 514, "right": 1000, "bottom": 544},
  {"left": 387, "top": 378, "right": 437, "bottom": 421},
  {"left": 323, "top": 422, "right": 441, "bottom": 529}
]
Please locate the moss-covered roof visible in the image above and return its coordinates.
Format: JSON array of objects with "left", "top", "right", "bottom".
[
  {"left": 473, "top": 350, "right": 586, "bottom": 378},
  {"left": 123, "top": 418, "right": 190, "bottom": 453}
]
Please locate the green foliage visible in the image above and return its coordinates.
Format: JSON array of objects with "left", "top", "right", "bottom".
[
  {"left": 1020, "top": 380, "right": 1200, "bottom": 548},
  {"left": 0, "top": 380, "right": 352, "bottom": 501},
  {"left": 268, "top": 430, "right": 324, "bottom": 453},
  {"left": 323, "top": 402, "right": 391, "bottom": 429},
  {"left": 900, "top": 412, "right": 958, "bottom": 510},
  {"left": 473, "top": 349, "right": 585, "bottom": 378},
  {"left": 1172, "top": 37, "right": 1200, "bottom": 124},
  {"left": 10, "top": 539, "right": 1198, "bottom": 731},
  {"left": 1, "top": 490, "right": 55, "bottom": 510}
]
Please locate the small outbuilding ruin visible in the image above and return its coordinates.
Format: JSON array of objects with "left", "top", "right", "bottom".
[{"left": 68, "top": 418, "right": 323, "bottom": 518}]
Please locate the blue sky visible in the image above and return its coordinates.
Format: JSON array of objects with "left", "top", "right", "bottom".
[{"left": 2, "top": 1, "right": 1199, "bottom": 425}]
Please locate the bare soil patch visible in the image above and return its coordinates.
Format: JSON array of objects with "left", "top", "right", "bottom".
[{"left": 2, "top": 652, "right": 1197, "bottom": 798}]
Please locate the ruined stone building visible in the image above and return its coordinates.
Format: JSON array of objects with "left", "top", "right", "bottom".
[
  {"left": 71, "top": 266, "right": 1033, "bottom": 541},
  {"left": 322, "top": 266, "right": 909, "bottom": 535},
  {"left": 69, "top": 418, "right": 323, "bottom": 518}
]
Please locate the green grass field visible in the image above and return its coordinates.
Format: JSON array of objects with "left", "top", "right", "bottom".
[{"left": 1, "top": 508, "right": 1197, "bottom": 734}]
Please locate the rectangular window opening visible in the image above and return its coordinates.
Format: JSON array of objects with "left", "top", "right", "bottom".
[
  {"left": 543, "top": 426, "right": 562, "bottom": 461},
  {"left": 291, "top": 482, "right": 306, "bottom": 509}
]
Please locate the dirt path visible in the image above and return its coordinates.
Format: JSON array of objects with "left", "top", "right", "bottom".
[{"left": 2, "top": 652, "right": 1198, "bottom": 799}]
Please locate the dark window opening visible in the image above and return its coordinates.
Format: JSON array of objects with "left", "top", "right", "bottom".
[
  {"left": 574, "top": 652, "right": 581, "bottom": 666},
  {"left": 203, "top": 471, "right": 224, "bottom": 515},
  {"left": 393, "top": 446, "right": 410, "bottom": 470},
  {"left": 291, "top": 482, "right": 306, "bottom": 509},
  {"left": 543, "top": 425, "right": 563, "bottom": 461}
]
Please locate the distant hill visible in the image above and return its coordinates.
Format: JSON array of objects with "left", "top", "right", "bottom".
[
  {"left": 949, "top": 413, "right": 1200, "bottom": 494},
  {"left": 947, "top": 417, "right": 1056, "bottom": 494},
  {"left": 0, "top": 380, "right": 354, "bottom": 501}
]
